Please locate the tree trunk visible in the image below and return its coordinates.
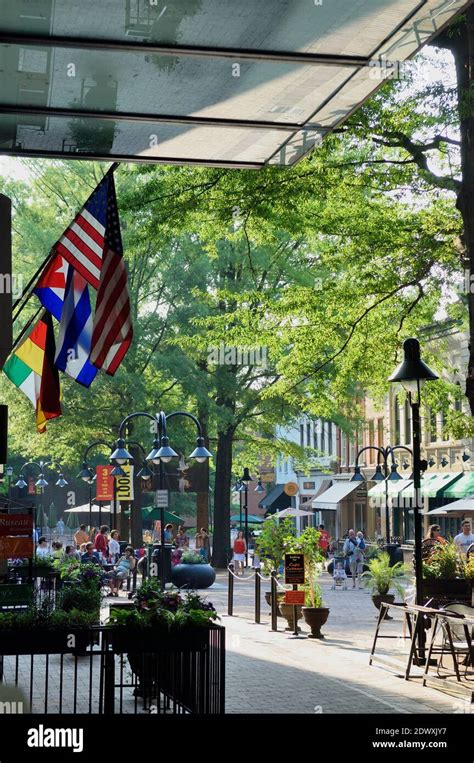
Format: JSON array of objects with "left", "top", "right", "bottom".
[
  {"left": 436, "top": 10, "right": 474, "bottom": 412},
  {"left": 211, "top": 427, "right": 234, "bottom": 568},
  {"left": 196, "top": 492, "right": 209, "bottom": 533}
]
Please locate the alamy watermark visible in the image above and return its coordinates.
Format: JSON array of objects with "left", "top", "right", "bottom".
[
  {"left": 0, "top": 273, "right": 24, "bottom": 300},
  {"left": 207, "top": 343, "right": 268, "bottom": 368}
]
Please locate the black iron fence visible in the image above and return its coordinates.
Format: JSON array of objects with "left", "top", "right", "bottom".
[{"left": 0, "top": 625, "right": 225, "bottom": 715}]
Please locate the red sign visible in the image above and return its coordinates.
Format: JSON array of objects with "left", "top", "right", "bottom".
[
  {"left": 28, "top": 476, "right": 36, "bottom": 495},
  {"left": 285, "top": 590, "right": 305, "bottom": 605},
  {"left": 96, "top": 465, "right": 114, "bottom": 501},
  {"left": 0, "top": 536, "right": 34, "bottom": 559},
  {"left": 0, "top": 515, "right": 33, "bottom": 536}
]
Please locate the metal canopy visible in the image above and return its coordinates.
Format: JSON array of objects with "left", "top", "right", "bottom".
[{"left": 0, "top": 0, "right": 469, "bottom": 168}]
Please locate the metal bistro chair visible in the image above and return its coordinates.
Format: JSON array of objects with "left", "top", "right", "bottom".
[{"left": 425, "top": 602, "right": 474, "bottom": 683}]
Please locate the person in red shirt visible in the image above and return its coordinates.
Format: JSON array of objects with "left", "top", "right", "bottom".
[
  {"left": 93, "top": 525, "right": 109, "bottom": 559},
  {"left": 318, "top": 524, "right": 330, "bottom": 557},
  {"left": 232, "top": 531, "right": 247, "bottom": 576}
]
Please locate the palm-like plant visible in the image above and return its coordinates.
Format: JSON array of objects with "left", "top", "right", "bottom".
[{"left": 360, "top": 552, "right": 408, "bottom": 597}]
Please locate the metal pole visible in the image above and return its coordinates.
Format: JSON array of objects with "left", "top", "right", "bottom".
[
  {"left": 244, "top": 483, "right": 248, "bottom": 568},
  {"left": 412, "top": 396, "right": 425, "bottom": 661},
  {"left": 271, "top": 570, "right": 278, "bottom": 631},
  {"left": 255, "top": 571, "right": 261, "bottom": 624},
  {"left": 88, "top": 481, "right": 92, "bottom": 532},
  {"left": 227, "top": 567, "right": 234, "bottom": 616},
  {"left": 384, "top": 454, "right": 390, "bottom": 544},
  {"left": 159, "top": 459, "right": 165, "bottom": 590},
  {"left": 239, "top": 487, "right": 242, "bottom": 530},
  {"left": 293, "top": 584, "right": 298, "bottom": 636}
]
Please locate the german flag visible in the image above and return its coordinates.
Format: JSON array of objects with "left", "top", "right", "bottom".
[{"left": 3, "top": 311, "right": 61, "bottom": 432}]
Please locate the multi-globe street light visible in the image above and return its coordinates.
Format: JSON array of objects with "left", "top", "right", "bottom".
[
  {"left": 14, "top": 459, "right": 68, "bottom": 532},
  {"left": 110, "top": 410, "right": 212, "bottom": 588}
]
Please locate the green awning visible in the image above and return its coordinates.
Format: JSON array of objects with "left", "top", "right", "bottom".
[
  {"left": 402, "top": 473, "right": 440, "bottom": 499},
  {"left": 230, "top": 514, "right": 264, "bottom": 523},
  {"left": 124, "top": 506, "right": 183, "bottom": 524},
  {"left": 423, "top": 472, "right": 464, "bottom": 497},
  {"left": 367, "top": 479, "right": 412, "bottom": 497},
  {"left": 444, "top": 472, "right": 474, "bottom": 498}
]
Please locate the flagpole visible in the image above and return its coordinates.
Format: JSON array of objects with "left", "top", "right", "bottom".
[
  {"left": 11, "top": 306, "right": 44, "bottom": 351},
  {"left": 12, "top": 250, "right": 54, "bottom": 320}
]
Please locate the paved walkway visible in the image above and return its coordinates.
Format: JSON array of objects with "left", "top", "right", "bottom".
[{"left": 207, "top": 570, "right": 472, "bottom": 714}]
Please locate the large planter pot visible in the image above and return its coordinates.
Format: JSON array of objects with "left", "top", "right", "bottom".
[
  {"left": 279, "top": 603, "right": 303, "bottom": 632},
  {"left": 264, "top": 591, "right": 284, "bottom": 617},
  {"left": 0, "top": 628, "right": 96, "bottom": 655},
  {"left": 302, "top": 607, "right": 330, "bottom": 639},
  {"left": 110, "top": 627, "right": 209, "bottom": 655},
  {"left": 372, "top": 593, "right": 395, "bottom": 620},
  {"left": 171, "top": 563, "right": 216, "bottom": 589},
  {"left": 422, "top": 578, "right": 473, "bottom": 607}
]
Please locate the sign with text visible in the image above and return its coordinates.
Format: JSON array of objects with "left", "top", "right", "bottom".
[
  {"left": 115, "top": 464, "right": 134, "bottom": 502},
  {"left": 28, "top": 477, "right": 36, "bottom": 495},
  {"left": 0, "top": 515, "right": 33, "bottom": 535},
  {"left": 284, "top": 590, "right": 305, "bottom": 605},
  {"left": 154, "top": 490, "right": 168, "bottom": 508},
  {"left": 96, "top": 465, "right": 114, "bottom": 501},
  {"left": 284, "top": 553, "right": 305, "bottom": 585}
]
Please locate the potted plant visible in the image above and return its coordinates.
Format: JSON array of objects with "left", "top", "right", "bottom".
[
  {"left": 255, "top": 517, "right": 296, "bottom": 615},
  {"left": 171, "top": 550, "right": 216, "bottom": 589},
  {"left": 422, "top": 541, "right": 472, "bottom": 605},
  {"left": 360, "top": 551, "right": 407, "bottom": 618},
  {"left": 284, "top": 527, "right": 330, "bottom": 638}
]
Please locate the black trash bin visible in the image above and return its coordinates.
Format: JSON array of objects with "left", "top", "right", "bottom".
[
  {"left": 151, "top": 544, "right": 172, "bottom": 583},
  {"left": 383, "top": 543, "right": 402, "bottom": 566}
]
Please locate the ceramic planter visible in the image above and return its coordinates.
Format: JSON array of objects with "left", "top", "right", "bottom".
[
  {"left": 302, "top": 607, "right": 330, "bottom": 639},
  {"left": 279, "top": 603, "right": 303, "bottom": 632},
  {"left": 372, "top": 593, "right": 395, "bottom": 620}
]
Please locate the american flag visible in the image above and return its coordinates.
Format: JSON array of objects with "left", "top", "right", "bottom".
[{"left": 54, "top": 171, "right": 133, "bottom": 375}]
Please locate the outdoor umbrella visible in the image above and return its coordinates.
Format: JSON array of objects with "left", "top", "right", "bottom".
[
  {"left": 123, "top": 506, "right": 184, "bottom": 524},
  {"left": 230, "top": 514, "right": 264, "bottom": 523},
  {"left": 48, "top": 501, "right": 57, "bottom": 529},
  {"left": 269, "top": 507, "right": 314, "bottom": 519},
  {"left": 424, "top": 497, "right": 474, "bottom": 517},
  {"left": 64, "top": 504, "right": 111, "bottom": 513}
]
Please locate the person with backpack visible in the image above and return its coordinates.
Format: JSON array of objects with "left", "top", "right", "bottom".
[{"left": 343, "top": 529, "right": 366, "bottom": 588}]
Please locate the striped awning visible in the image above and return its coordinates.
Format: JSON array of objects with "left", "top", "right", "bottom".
[{"left": 443, "top": 471, "right": 474, "bottom": 498}]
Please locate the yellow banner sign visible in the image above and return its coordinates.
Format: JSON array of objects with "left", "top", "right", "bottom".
[{"left": 115, "top": 464, "right": 134, "bottom": 502}]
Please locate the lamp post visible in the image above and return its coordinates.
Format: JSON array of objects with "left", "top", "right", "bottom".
[
  {"left": 15, "top": 460, "right": 67, "bottom": 534},
  {"left": 352, "top": 444, "right": 413, "bottom": 545},
  {"left": 111, "top": 410, "right": 212, "bottom": 589},
  {"left": 389, "top": 338, "right": 438, "bottom": 661}
]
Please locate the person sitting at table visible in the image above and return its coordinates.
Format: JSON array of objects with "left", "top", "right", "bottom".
[
  {"left": 175, "top": 526, "right": 189, "bottom": 549},
  {"left": 65, "top": 544, "right": 81, "bottom": 560},
  {"left": 36, "top": 537, "right": 51, "bottom": 559},
  {"left": 81, "top": 542, "right": 101, "bottom": 565},
  {"left": 51, "top": 541, "right": 64, "bottom": 561},
  {"left": 108, "top": 529, "right": 120, "bottom": 563},
  {"left": 107, "top": 546, "right": 136, "bottom": 596},
  {"left": 421, "top": 524, "right": 446, "bottom": 561}
]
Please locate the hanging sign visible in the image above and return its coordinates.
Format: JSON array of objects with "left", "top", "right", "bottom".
[
  {"left": 0, "top": 514, "right": 34, "bottom": 559},
  {"left": 115, "top": 464, "right": 134, "bottom": 501},
  {"left": 284, "top": 481, "right": 299, "bottom": 496},
  {"left": 284, "top": 590, "right": 305, "bottom": 605},
  {"left": 0, "top": 515, "right": 33, "bottom": 535},
  {"left": 96, "top": 465, "right": 114, "bottom": 501},
  {"left": 154, "top": 490, "right": 169, "bottom": 508},
  {"left": 284, "top": 553, "right": 305, "bottom": 585}
]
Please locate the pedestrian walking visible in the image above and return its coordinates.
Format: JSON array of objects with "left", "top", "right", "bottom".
[
  {"left": 93, "top": 525, "right": 109, "bottom": 560},
  {"left": 454, "top": 520, "right": 474, "bottom": 555},
  {"left": 74, "top": 524, "right": 89, "bottom": 548},
  {"left": 232, "top": 530, "right": 246, "bottom": 576},
  {"left": 421, "top": 524, "right": 446, "bottom": 561},
  {"left": 343, "top": 529, "right": 365, "bottom": 588},
  {"left": 199, "top": 528, "right": 211, "bottom": 562}
]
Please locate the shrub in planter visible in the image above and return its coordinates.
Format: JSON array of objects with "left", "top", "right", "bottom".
[
  {"left": 361, "top": 552, "right": 408, "bottom": 619},
  {"left": 255, "top": 517, "right": 296, "bottom": 575},
  {"left": 284, "top": 527, "right": 330, "bottom": 638},
  {"left": 0, "top": 605, "right": 97, "bottom": 654}
]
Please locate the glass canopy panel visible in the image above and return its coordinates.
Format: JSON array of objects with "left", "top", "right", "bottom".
[
  {"left": 0, "top": 113, "right": 294, "bottom": 166},
  {"left": 0, "top": 0, "right": 424, "bottom": 57},
  {"left": 0, "top": 44, "right": 357, "bottom": 125}
]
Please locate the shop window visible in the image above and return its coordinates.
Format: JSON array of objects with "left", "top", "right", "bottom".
[
  {"left": 327, "top": 422, "right": 333, "bottom": 455},
  {"left": 300, "top": 424, "right": 304, "bottom": 447},
  {"left": 404, "top": 399, "right": 411, "bottom": 444},
  {"left": 306, "top": 422, "right": 311, "bottom": 447},
  {"left": 377, "top": 418, "right": 384, "bottom": 448}
]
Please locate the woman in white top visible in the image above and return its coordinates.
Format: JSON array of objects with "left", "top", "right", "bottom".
[{"left": 108, "top": 530, "right": 121, "bottom": 563}]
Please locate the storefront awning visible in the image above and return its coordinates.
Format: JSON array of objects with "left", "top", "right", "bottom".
[
  {"left": 0, "top": 0, "right": 469, "bottom": 167},
  {"left": 312, "top": 480, "right": 359, "bottom": 510},
  {"left": 258, "top": 484, "right": 291, "bottom": 513},
  {"left": 425, "top": 497, "right": 474, "bottom": 516},
  {"left": 402, "top": 472, "right": 442, "bottom": 499},
  {"left": 443, "top": 471, "right": 474, "bottom": 498},
  {"left": 422, "top": 472, "right": 464, "bottom": 497}
]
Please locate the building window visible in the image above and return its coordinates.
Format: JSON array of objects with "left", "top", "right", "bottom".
[
  {"left": 341, "top": 432, "right": 347, "bottom": 466},
  {"left": 306, "top": 422, "right": 311, "bottom": 447},
  {"left": 313, "top": 424, "right": 318, "bottom": 450},
  {"left": 368, "top": 420, "right": 375, "bottom": 450},
  {"left": 404, "top": 399, "right": 411, "bottom": 445},
  {"left": 394, "top": 396, "right": 400, "bottom": 444},
  {"left": 327, "top": 422, "right": 333, "bottom": 455},
  {"left": 300, "top": 424, "right": 304, "bottom": 447},
  {"left": 377, "top": 418, "right": 384, "bottom": 448},
  {"left": 440, "top": 411, "right": 448, "bottom": 441},
  {"left": 454, "top": 382, "right": 462, "bottom": 413},
  {"left": 430, "top": 409, "right": 437, "bottom": 443},
  {"left": 321, "top": 422, "right": 326, "bottom": 454}
]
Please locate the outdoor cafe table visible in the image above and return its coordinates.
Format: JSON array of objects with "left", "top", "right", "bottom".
[{"left": 370, "top": 602, "right": 474, "bottom": 701}]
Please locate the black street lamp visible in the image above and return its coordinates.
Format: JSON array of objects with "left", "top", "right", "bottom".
[
  {"left": 352, "top": 445, "right": 413, "bottom": 545},
  {"left": 111, "top": 410, "right": 212, "bottom": 589},
  {"left": 14, "top": 459, "right": 67, "bottom": 533},
  {"left": 389, "top": 337, "right": 438, "bottom": 660}
]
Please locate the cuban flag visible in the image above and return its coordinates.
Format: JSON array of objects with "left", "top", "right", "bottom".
[
  {"left": 54, "top": 266, "right": 98, "bottom": 388},
  {"left": 33, "top": 253, "right": 69, "bottom": 320}
]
